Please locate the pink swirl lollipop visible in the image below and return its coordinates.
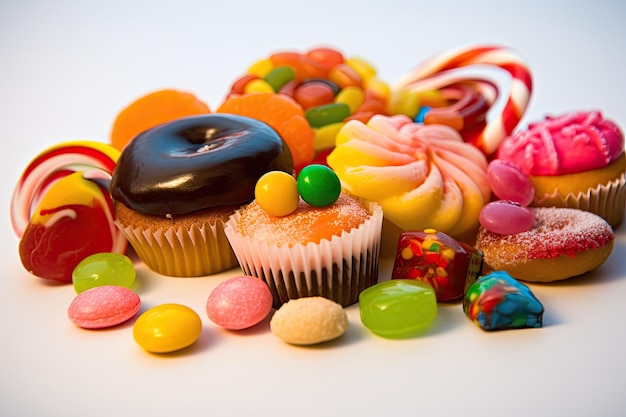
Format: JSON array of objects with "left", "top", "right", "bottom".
[
  {"left": 394, "top": 44, "right": 533, "bottom": 156},
  {"left": 11, "top": 141, "right": 119, "bottom": 237}
]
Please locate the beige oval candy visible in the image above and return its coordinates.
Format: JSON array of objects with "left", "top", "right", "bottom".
[{"left": 270, "top": 297, "right": 349, "bottom": 345}]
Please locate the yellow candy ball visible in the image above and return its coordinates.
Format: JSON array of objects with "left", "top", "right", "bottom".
[
  {"left": 255, "top": 171, "right": 299, "bottom": 217},
  {"left": 244, "top": 78, "right": 275, "bottom": 93},
  {"left": 133, "top": 304, "right": 202, "bottom": 353}
]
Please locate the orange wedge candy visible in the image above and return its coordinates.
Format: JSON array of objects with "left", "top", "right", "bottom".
[
  {"left": 110, "top": 89, "right": 210, "bottom": 150},
  {"left": 216, "top": 92, "right": 314, "bottom": 168}
]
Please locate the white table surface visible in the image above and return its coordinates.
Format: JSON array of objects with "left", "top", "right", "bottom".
[{"left": 2, "top": 1, "right": 626, "bottom": 416}]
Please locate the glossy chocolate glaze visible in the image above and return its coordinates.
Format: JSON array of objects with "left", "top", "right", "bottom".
[{"left": 110, "top": 114, "right": 293, "bottom": 215}]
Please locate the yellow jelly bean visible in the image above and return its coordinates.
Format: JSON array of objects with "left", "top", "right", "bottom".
[
  {"left": 133, "top": 304, "right": 202, "bottom": 353},
  {"left": 365, "top": 77, "right": 390, "bottom": 100},
  {"left": 415, "top": 90, "right": 448, "bottom": 108},
  {"left": 441, "top": 248, "right": 456, "bottom": 261},
  {"left": 313, "top": 122, "right": 344, "bottom": 151},
  {"left": 247, "top": 58, "right": 274, "bottom": 78},
  {"left": 346, "top": 56, "right": 377, "bottom": 81},
  {"left": 388, "top": 88, "right": 421, "bottom": 118},
  {"left": 244, "top": 79, "right": 275, "bottom": 93},
  {"left": 255, "top": 171, "right": 299, "bottom": 217},
  {"left": 334, "top": 86, "right": 365, "bottom": 114}
]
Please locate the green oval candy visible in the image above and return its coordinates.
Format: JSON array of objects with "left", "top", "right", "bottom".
[
  {"left": 264, "top": 66, "right": 295, "bottom": 92},
  {"left": 72, "top": 252, "right": 136, "bottom": 294},
  {"left": 305, "top": 103, "right": 350, "bottom": 128},
  {"left": 359, "top": 279, "right": 437, "bottom": 338}
]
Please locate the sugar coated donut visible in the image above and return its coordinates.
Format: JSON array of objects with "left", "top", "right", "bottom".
[
  {"left": 477, "top": 207, "right": 615, "bottom": 282},
  {"left": 110, "top": 113, "right": 293, "bottom": 216}
]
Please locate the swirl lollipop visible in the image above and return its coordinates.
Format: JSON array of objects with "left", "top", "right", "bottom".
[
  {"left": 11, "top": 141, "right": 127, "bottom": 282},
  {"left": 394, "top": 44, "right": 533, "bottom": 156}
]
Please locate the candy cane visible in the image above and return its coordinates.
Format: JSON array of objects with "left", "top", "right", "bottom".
[
  {"left": 394, "top": 44, "right": 533, "bottom": 155},
  {"left": 11, "top": 141, "right": 120, "bottom": 238}
]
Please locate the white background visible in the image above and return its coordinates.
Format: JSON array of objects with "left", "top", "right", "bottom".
[{"left": 2, "top": 1, "right": 626, "bottom": 416}]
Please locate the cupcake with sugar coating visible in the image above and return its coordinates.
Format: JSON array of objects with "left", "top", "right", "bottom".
[
  {"left": 224, "top": 192, "right": 383, "bottom": 308},
  {"left": 497, "top": 110, "right": 626, "bottom": 228}
]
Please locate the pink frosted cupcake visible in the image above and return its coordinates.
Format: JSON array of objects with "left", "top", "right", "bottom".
[{"left": 497, "top": 110, "right": 626, "bottom": 228}]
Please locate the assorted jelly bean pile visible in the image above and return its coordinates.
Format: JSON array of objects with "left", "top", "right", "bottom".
[{"left": 229, "top": 47, "right": 393, "bottom": 157}]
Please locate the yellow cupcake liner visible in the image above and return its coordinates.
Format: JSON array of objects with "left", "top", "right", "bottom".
[
  {"left": 533, "top": 172, "right": 626, "bottom": 229},
  {"left": 117, "top": 217, "right": 238, "bottom": 277},
  {"left": 224, "top": 202, "right": 383, "bottom": 307}
]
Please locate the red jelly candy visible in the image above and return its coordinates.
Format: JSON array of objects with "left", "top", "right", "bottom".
[
  {"left": 306, "top": 47, "right": 345, "bottom": 70},
  {"left": 392, "top": 229, "right": 483, "bottom": 302},
  {"left": 293, "top": 81, "right": 335, "bottom": 110}
]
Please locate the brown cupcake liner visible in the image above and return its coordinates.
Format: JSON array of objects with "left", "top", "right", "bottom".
[
  {"left": 117, "top": 218, "right": 238, "bottom": 277},
  {"left": 534, "top": 172, "right": 626, "bottom": 228},
  {"left": 224, "top": 202, "right": 383, "bottom": 307}
]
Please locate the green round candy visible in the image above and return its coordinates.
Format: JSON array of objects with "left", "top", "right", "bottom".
[
  {"left": 72, "top": 252, "right": 136, "bottom": 294},
  {"left": 359, "top": 279, "right": 437, "bottom": 338},
  {"left": 297, "top": 164, "right": 341, "bottom": 207}
]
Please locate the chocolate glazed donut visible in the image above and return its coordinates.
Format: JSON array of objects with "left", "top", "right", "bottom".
[{"left": 110, "top": 114, "right": 293, "bottom": 215}]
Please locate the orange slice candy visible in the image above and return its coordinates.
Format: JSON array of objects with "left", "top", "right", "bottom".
[
  {"left": 110, "top": 89, "right": 211, "bottom": 150},
  {"left": 216, "top": 93, "right": 314, "bottom": 168}
]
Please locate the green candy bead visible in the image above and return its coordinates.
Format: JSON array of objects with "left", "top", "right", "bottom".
[
  {"left": 72, "top": 252, "right": 136, "bottom": 294},
  {"left": 305, "top": 102, "right": 351, "bottom": 128},
  {"left": 264, "top": 66, "right": 296, "bottom": 92},
  {"left": 359, "top": 279, "right": 437, "bottom": 338},
  {"left": 297, "top": 164, "right": 341, "bottom": 207}
]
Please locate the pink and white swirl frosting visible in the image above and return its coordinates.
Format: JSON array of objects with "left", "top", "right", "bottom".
[
  {"left": 327, "top": 114, "right": 490, "bottom": 238},
  {"left": 497, "top": 111, "right": 624, "bottom": 176}
]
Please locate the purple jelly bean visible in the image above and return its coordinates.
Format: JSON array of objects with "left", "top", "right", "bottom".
[{"left": 479, "top": 200, "right": 535, "bottom": 235}]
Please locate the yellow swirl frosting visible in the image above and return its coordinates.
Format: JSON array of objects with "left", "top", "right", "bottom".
[{"left": 327, "top": 114, "right": 490, "bottom": 241}]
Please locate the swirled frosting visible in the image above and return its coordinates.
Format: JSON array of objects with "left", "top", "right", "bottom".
[
  {"left": 497, "top": 111, "right": 624, "bottom": 176},
  {"left": 327, "top": 114, "right": 490, "bottom": 237}
]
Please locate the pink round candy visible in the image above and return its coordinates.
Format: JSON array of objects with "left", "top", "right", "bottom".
[
  {"left": 67, "top": 285, "right": 141, "bottom": 329},
  {"left": 479, "top": 200, "right": 535, "bottom": 235},
  {"left": 206, "top": 276, "right": 273, "bottom": 330},
  {"left": 487, "top": 159, "right": 535, "bottom": 206}
]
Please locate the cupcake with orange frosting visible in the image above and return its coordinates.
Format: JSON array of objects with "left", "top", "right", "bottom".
[
  {"left": 224, "top": 176, "right": 383, "bottom": 308},
  {"left": 326, "top": 114, "right": 490, "bottom": 254},
  {"left": 496, "top": 110, "right": 626, "bottom": 228}
]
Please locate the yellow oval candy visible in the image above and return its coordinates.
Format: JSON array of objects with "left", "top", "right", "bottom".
[{"left": 133, "top": 304, "right": 202, "bottom": 353}]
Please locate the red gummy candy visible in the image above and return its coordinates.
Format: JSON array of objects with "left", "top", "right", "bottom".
[{"left": 392, "top": 230, "right": 483, "bottom": 302}]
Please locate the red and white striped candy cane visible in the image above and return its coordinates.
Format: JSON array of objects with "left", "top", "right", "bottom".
[
  {"left": 11, "top": 141, "right": 120, "bottom": 238},
  {"left": 394, "top": 44, "right": 533, "bottom": 156}
]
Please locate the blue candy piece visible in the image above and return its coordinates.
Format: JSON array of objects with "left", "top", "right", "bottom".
[
  {"left": 414, "top": 106, "right": 431, "bottom": 123},
  {"left": 463, "top": 270, "right": 544, "bottom": 331}
]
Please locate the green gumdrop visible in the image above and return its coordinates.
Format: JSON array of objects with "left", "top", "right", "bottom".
[
  {"left": 297, "top": 164, "right": 341, "bottom": 207},
  {"left": 72, "top": 252, "right": 136, "bottom": 294},
  {"left": 359, "top": 279, "right": 437, "bottom": 338}
]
